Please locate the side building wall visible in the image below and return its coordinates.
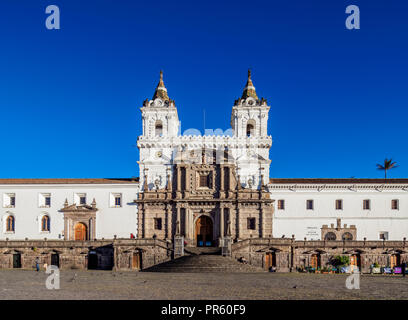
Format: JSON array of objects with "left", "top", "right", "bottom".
[{"left": 0, "top": 183, "right": 139, "bottom": 240}]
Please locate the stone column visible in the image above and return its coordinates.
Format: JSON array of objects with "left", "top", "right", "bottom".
[
  {"left": 184, "top": 207, "right": 189, "bottom": 238},
  {"left": 177, "top": 167, "right": 181, "bottom": 192},
  {"left": 236, "top": 205, "right": 240, "bottom": 240},
  {"left": 260, "top": 204, "right": 265, "bottom": 238},
  {"left": 176, "top": 205, "right": 181, "bottom": 234},
  {"left": 220, "top": 206, "right": 224, "bottom": 238},
  {"left": 137, "top": 206, "right": 144, "bottom": 239},
  {"left": 220, "top": 166, "right": 224, "bottom": 193}
]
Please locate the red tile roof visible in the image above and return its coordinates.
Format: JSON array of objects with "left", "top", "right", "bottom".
[
  {"left": 269, "top": 178, "right": 408, "bottom": 184},
  {"left": 0, "top": 178, "right": 139, "bottom": 185}
]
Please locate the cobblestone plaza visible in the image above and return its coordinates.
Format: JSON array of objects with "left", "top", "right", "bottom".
[{"left": 1, "top": 270, "right": 407, "bottom": 300}]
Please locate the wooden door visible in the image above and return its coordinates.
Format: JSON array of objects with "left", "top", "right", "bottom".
[
  {"left": 390, "top": 254, "right": 400, "bottom": 268},
  {"left": 132, "top": 252, "right": 142, "bottom": 270},
  {"left": 265, "top": 252, "right": 276, "bottom": 270},
  {"left": 350, "top": 254, "right": 360, "bottom": 267},
  {"left": 51, "top": 254, "right": 59, "bottom": 267},
  {"left": 74, "top": 223, "right": 87, "bottom": 241},
  {"left": 195, "top": 216, "right": 213, "bottom": 247},
  {"left": 311, "top": 254, "right": 320, "bottom": 269}
]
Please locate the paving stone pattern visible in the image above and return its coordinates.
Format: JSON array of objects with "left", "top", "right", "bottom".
[{"left": 1, "top": 270, "right": 408, "bottom": 300}]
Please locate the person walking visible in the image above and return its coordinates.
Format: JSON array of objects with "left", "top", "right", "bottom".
[
  {"left": 402, "top": 261, "right": 406, "bottom": 278},
  {"left": 35, "top": 257, "right": 40, "bottom": 272}
]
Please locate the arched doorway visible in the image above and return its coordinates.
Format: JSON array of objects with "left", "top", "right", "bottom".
[
  {"left": 390, "top": 254, "right": 400, "bottom": 268},
  {"left": 51, "top": 253, "right": 60, "bottom": 267},
  {"left": 13, "top": 253, "right": 21, "bottom": 268},
  {"left": 74, "top": 223, "right": 87, "bottom": 241},
  {"left": 350, "top": 254, "right": 361, "bottom": 268},
  {"left": 195, "top": 216, "right": 213, "bottom": 247},
  {"left": 310, "top": 254, "right": 321, "bottom": 269}
]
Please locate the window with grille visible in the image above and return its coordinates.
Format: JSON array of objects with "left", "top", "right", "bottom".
[
  {"left": 39, "top": 193, "right": 51, "bottom": 208},
  {"left": 247, "top": 218, "right": 256, "bottom": 230},
  {"left": 335, "top": 199, "right": 343, "bottom": 210},
  {"left": 154, "top": 218, "right": 162, "bottom": 230},
  {"left": 306, "top": 200, "right": 314, "bottom": 210},
  {"left": 6, "top": 216, "right": 15, "bottom": 232},
  {"left": 199, "top": 175, "right": 209, "bottom": 187},
  {"left": 3, "top": 193, "right": 15, "bottom": 208},
  {"left": 41, "top": 215, "right": 50, "bottom": 232},
  {"left": 363, "top": 199, "right": 371, "bottom": 210},
  {"left": 277, "top": 200, "right": 285, "bottom": 210},
  {"left": 391, "top": 199, "right": 399, "bottom": 210}
]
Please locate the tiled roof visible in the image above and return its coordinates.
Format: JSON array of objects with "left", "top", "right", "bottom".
[
  {"left": 269, "top": 178, "right": 408, "bottom": 184},
  {"left": 0, "top": 178, "right": 139, "bottom": 185}
]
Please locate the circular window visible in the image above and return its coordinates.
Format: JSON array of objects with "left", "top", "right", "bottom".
[
  {"left": 342, "top": 232, "right": 353, "bottom": 241},
  {"left": 324, "top": 232, "right": 337, "bottom": 241}
]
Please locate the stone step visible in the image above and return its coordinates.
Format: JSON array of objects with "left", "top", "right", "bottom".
[
  {"left": 184, "top": 247, "right": 221, "bottom": 255},
  {"left": 143, "top": 254, "right": 265, "bottom": 273}
]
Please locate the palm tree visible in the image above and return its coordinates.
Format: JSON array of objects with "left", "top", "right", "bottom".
[{"left": 376, "top": 158, "right": 398, "bottom": 179}]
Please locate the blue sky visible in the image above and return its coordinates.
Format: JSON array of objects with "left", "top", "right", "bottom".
[{"left": 0, "top": 0, "right": 407, "bottom": 179}]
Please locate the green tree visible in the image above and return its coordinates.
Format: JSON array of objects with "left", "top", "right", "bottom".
[{"left": 376, "top": 158, "right": 398, "bottom": 179}]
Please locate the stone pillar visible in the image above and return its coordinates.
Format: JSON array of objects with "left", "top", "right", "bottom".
[
  {"left": 260, "top": 204, "right": 265, "bottom": 238},
  {"left": 137, "top": 206, "right": 144, "bottom": 239},
  {"left": 236, "top": 205, "right": 240, "bottom": 240},
  {"left": 220, "top": 166, "right": 224, "bottom": 195},
  {"left": 220, "top": 206, "right": 224, "bottom": 238},
  {"left": 184, "top": 207, "right": 189, "bottom": 238},
  {"left": 177, "top": 167, "right": 181, "bottom": 192},
  {"left": 165, "top": 204, "right": 170, "bottom": 239},
  {"left": 176, "top": 206, "right": 181, "bottom": 231}
]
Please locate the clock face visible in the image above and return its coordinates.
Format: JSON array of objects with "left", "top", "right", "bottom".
[{"left": 156, "top": 151, "right": 162, "bottom": 158}]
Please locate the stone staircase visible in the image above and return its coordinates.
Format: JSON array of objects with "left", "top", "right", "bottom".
[{"left": 143, "top": 248, "right": 265, "bottom": 273}]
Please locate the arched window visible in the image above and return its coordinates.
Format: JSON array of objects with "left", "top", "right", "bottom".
[
  {"left": 246, "top": 120, "right": 256, "bottom": 137},
  {"left": 6, "top": 216, "right": 15, "bottom": 232},
  {"left": 324, "top": 232, "right": 336, "bottom": 240},
  {"left": 155, "top": 120, "right": 163, "bottom": 136},
  {"left": 342, "top": 232, "right": 353, "bottom": 241},
  {"left": 41, "top": 215, "right": 50, "bottom": 232}
]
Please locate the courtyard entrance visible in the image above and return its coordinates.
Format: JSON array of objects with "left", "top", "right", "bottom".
[
  {"left": 195, "top": 216, "right": 213, "bottom": 247},
  {"left": 74, "top": 223, "right": 87, "bottom": 241}
]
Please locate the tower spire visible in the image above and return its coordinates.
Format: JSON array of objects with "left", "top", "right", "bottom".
[
  {"left": 241, "top": 69, "right": 258, "bottom": 100},
  {"left": 153, "top": 70, "right": 170, "bottom": 101}
]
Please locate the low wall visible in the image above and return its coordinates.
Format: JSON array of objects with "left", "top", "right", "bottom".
[
  {"left": 0, "top": 239, "right": 172, "bottom": 271},
  {"left": 231, "top": 238, "right": 408, "bottom": 273}
]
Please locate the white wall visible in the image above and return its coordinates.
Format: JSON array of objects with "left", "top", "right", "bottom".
[
  {"left": 0, "top": 183, "right": 138, "bottom": 240},
  {"left": 270, "top": 186, "right": 408, "bottom": 241}
]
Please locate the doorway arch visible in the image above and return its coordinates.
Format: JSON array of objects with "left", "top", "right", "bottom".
[
  {"left": 74, "top": 223, "right": 87, "bottom": 241},
  {"left": 195, "top": 215, "right": 213, "bottom": 247}
]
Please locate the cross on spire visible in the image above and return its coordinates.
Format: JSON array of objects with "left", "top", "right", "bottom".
[
  {"left": 241, "top": 68, "right": 258, "bottom": 100},
  {"left": 152, "top": 70, "right": 170, "bottom": 101}
]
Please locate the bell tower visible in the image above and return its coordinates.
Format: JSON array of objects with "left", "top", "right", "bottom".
[
  {"left": 230, "top": 70, "right": 272, "bottom": 189},
  {"left": 137, "top": 71, "right": 179, "bottom": 191}
]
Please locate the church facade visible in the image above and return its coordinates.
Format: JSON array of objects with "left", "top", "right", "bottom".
[{"left": 0, "top": 71, "right": 407, "bottom": 271}]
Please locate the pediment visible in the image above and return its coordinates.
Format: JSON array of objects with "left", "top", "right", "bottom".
[{"left": 60, "top": 204, "right": 98, "bottom": 213}]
